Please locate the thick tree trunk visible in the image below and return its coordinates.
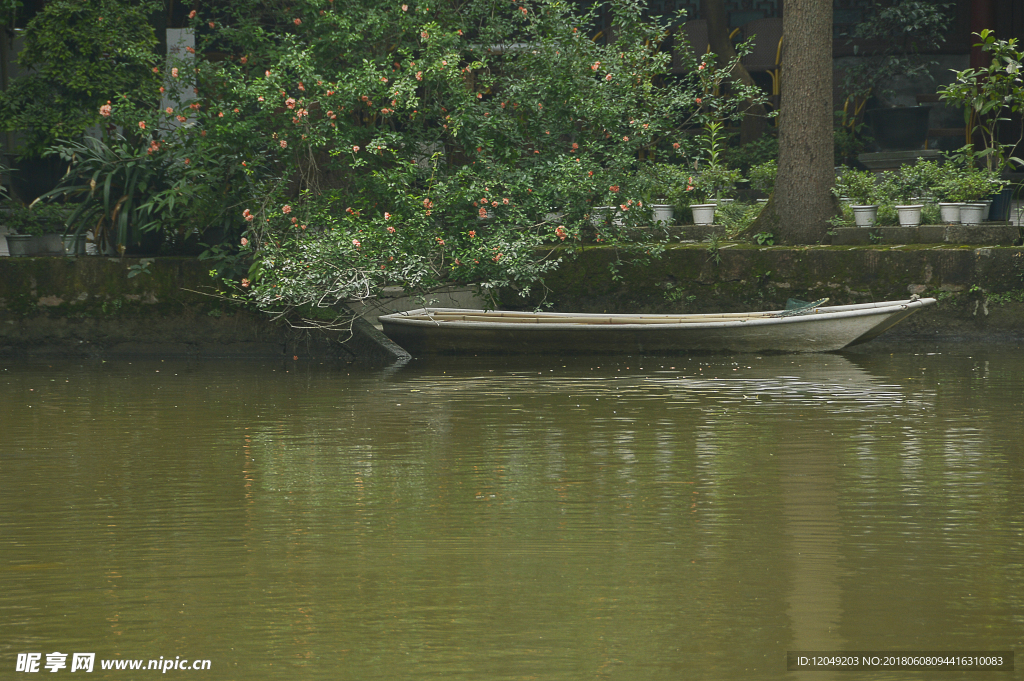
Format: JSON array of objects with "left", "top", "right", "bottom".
[
  {"left": 752, "top": 0, "right": 837, "bottom": 244},
  {"left": 704, "top": 0, "right": 767, "bottom": 145}
]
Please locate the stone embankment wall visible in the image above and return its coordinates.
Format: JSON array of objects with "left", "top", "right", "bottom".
[
  {"left": 1, "top": 245, "right": 1022, "bottom": 360},
  {"left": 508, "top": 244, "right": 1024, "bottom": 342},
  {"left": 0, "top": 257, "right": 409, "bottom": 364}
]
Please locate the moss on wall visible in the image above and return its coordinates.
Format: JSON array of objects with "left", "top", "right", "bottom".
[
  {"left": 0, "top": 257, "right": 364, "bottom": 359},
  {"left": 507, "top": 244, "right": 1024, "bottom": 339},
  {"left": 2, "top": 245, "right": 1023, "bottom": 357}
]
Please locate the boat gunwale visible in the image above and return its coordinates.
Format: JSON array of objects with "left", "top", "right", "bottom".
[{"left": 379, "top": 299, "right": 936, "bottom": 332}]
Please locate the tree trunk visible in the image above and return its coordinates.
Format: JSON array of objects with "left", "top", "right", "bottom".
[
  {"left": 752, "top": 0, "right": 837, "bottom": 244},
  {"left": 704, "top": 0, "right": 767, "bottom": 145}
]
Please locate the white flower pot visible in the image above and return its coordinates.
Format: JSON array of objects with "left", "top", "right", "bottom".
[
  {"left": 651, "top": 204, "right": 674, "bottom": 226},
  {"left": 896, "top": 204, "right": 924, "bottom": 227},
  {"left": 850, "top": 205, "right": 878, "bottom": 227},
  {"left": 690, "top": 204, "right": 716, "bottom": 226},
  {"left": 938, "top": 202, "right": 962, "bottom": 224},
  {"left": 960, "top": 203, "right": 987, "bottom": 225}
]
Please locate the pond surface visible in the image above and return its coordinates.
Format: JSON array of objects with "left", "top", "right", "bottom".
[{"left": 1, "top": 346, "right": 1022, "bottom": 680}]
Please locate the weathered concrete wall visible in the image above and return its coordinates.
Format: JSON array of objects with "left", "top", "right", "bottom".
[
  {"left": 1, "top": 245, "right": 1022, "bottom": 359},
  {"left": 0, "top": 257, "right": 409, "bottom": 364},
  {"left": 503, "top": 244, "right": 1024, "bottom": 342}
]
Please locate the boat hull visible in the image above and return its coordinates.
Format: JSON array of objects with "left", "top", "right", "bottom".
[{"left": 379, "top": 299, "right": 936, "bottom": 355}]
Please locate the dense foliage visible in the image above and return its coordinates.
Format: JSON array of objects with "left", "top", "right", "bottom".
[
  {"left": 0, "top": 0, "right": 160, "bottom": 155},
  {"left": 35, "top": 0, "right": 766, "bottom": 320},
  {"left": 939, "top": 30, "right": 1024, "bottom": 173}
]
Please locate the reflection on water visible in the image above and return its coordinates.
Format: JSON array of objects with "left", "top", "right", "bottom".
[{"left": 1, "top": 347, "right": 1021, "bottom": 680}]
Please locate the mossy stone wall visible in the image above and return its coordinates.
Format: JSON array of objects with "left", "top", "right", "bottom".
[
  {"left": 504, "top": 244, "right": 1024, "bottom": 341},
  {"left": 2, "top": 246, "right": 1023, "bottom": 358}
]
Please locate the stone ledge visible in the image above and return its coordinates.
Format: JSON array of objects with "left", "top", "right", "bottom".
[{"left": 832, "top": 223, "right": 1019, "bottom": 246}]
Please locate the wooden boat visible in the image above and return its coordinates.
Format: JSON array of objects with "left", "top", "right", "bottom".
[{"left": 378, "top": 297, "right": 936, "bottom": 355}]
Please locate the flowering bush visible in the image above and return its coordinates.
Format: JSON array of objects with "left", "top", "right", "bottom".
[{"left": 90, "top": 0, "right": 764, "bottom": 319}]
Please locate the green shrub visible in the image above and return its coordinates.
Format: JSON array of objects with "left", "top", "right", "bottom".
[
  {"left": 834, "top": 169, "right": 879, "bottom": 204},
  {"left": 0, "top": 0, "right": 160, "bottom": 156},
  {"left": 748, "top": 160, "right": 777, "bottom": 196}
]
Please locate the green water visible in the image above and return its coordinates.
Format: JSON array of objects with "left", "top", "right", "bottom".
[{"left": 1, "top": 347, "right": 1022, "bottom": 680}]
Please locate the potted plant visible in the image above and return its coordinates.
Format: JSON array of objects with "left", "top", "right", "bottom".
[
  {"left": 681, "top": 167, "right": 728, "bottom": 226},
  {"left": 1, "top": 204, "right": 37, "bottom": 256},
  {"left": 1, "top": 202, "right": 67, "bottom": 255},
  {"left": 839, "top": 0, "right": 953, "bottom": 151},
  {"left": 931, "top": 163, "right": 967, "bottom": 223},
  {"left": 878, "top": 169, "right": 925, "bottom": 227},
  {"left": 955, "top": 166, "right": 1005, "bottom": 224},
  {"left": 938, "top": 31, "right": 1024, "bottom": 220},
  {"left": 686, "top": 165, "right": 742, "bottom": 224},
  {"left": 685, "top": 175, "right": 717, "bottom": 226},
  {"left": 833, "top": 169, "right": 879, "bottom": 226},
  {"left": 641, "top": 163, "right": 686, "bottom": 226}
]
